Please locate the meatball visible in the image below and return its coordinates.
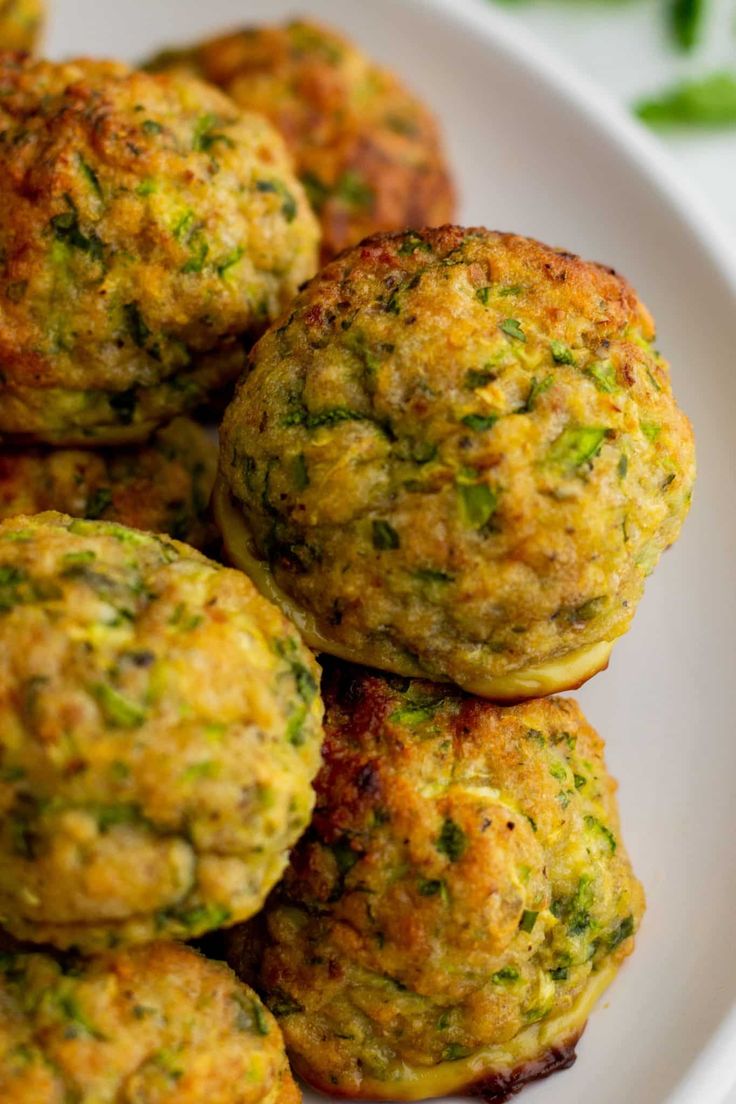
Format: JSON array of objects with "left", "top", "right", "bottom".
[
  {"left": 147, "top": 19, "right": 455, "bottom": 263},
  {"left": 0, "top": 512, "right": 323, "bottom": 952},
  {"left": 0, "top": 0, "right": 43, "bottom": 52},
  {"left": 0, "top": 417, "right": 218, "bottom": 550},
  {"left": 0, "top": 56, "right": 319, "bottom": 445},
  {"left": 227, "top": 664, "right": 644, "bottom": 1100},
  {"left": 215, "top": 226, "right": 695, "bottom": 700},
  {"left": 0, "top": 941, "right": 299, "bottom": 1104}
]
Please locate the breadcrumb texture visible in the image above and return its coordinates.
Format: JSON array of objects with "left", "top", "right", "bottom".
[
  {"left": 0, "top": 512, "right": 323, "bottom": 951},
  {"left": 228, "top": 664, "right": 644, "bottom": 1099},
  {"left": 218, "top": 226, "right": 695, "bottom": 696},
  {"left": 0, "top": 55, "right": 319, "bottom": 444},
  {"left": 0, "top": 941, "right": 300, "bottom": 1104},
  {"left": 0, "top": 417, "right": 218, "bottom": 550},
  {"left": 148, "top": 19, "right": 455, "bottom": 263}
]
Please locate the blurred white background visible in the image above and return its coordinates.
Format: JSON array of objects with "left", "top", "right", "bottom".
[{"left": 504, "top": 0, "right": 736, "bottom": 242}]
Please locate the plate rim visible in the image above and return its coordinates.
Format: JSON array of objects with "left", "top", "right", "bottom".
[{"left": 401, "top": 0, "right": 736, "bottom": 1100}]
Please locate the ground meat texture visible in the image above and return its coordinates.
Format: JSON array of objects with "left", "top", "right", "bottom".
[
  {"left": 0, "top": 417, "right": 218, "bottom": 550},
  {"left": 0, "top": 941, "right": 300, "bottom": 1104},
  {"left": 215, "top": 226, "right": 695, "bottom": 701},
  {"left": 0, "top": 0, "right": 43, "bottom": 52},
  {"left": 227, "top": 663, "right": 644, "bottom": 1100},
  {"left": 146, "top": 18, "right": 456, "bottom": 264},
  {"left": 0, "top": 56, "right": 319, "bottom": 445},
  {"left": 0, "top": 512, "right": 323, "bottom": 952}
]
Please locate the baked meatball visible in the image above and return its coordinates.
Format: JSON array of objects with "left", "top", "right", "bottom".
[
  {"left": 0, "top": 56, "right": 319, "bottom": 445},
  {"left": 0, "top": 941, "right": 299, "bottom": 1104},
  {"left": 215, "top": 226, "right": 695, "bottom": 700},
  {"left": 0, "top": 512, "right": 323, "bottom": 952},
  {"left": 0, "top": 417, "right": 218, "bottom": 550},
  {"left": 0, "top": 0, "right": 43, "bottom": 52},
  {"left": 147, "top": 19, "right": 455, "bottom": 263},
  {"left": 228, "top": 664, "right": 644, "bottom": 1100}
]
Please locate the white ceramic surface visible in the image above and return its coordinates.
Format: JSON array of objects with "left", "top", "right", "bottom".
[{"left": 45, "top": 1, "right": 736, "bottom": 1101}]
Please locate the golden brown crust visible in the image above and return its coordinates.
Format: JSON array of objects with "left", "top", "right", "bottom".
[
  {"left": 227, "top": 664, "right": 644, "bottom": 1099},
  {"left": 0, "top": 512, "right": 323, "bottom": 952},
  {"left": 0, "top": 942, "right": 300, "bottom": 1104},
  {"left": 218, "top": 226, "right": 695, "bottom": 697},
  {"left": 0, "top": 417, "right": 218, "bottom": 550},
  {"left": 148, "top": 19, "right": 455, "bottom": 262},
  {"left": 0, "top": 55, "right": 318, "bottom": 443}
]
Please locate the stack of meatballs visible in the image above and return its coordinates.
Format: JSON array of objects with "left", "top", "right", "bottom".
[{"left": 0, "top": 11, "right": 695, "bottom": 1104}]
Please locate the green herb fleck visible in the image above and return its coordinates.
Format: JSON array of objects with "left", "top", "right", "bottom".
[
  {"left": 550, "top": 340, "right": 574, "bottom": 365},
  {"left": 547, "top": 426, "right": 606, "bottom": 470},
  {"left": 584, "top": 815, "right": 617, "bottom": 853},
  {"left": 519, "top": 909, "right": 538, "bottom": 933},
  {"left": 475, "top": 286, "right": 491, "bottom": 306},
  {"left": 418, "top": 878, "right": 445, "bottom": 897},
  {"left": 50, "top": 197, "right": 104, "bottom": 262},
  {"left": 499, "top": 318, "right": 526, "bottom": 342},
  {"left": 193, "top": 113, "right": 235, "bottom": 153},
  {"left": 414, "top": 568, "right": 454, "bottom": 584},
  {"left": 461, "top": 412, "right": 498, "bottom": 432},
  {"left": 522, "top": 374, "right": 553, "bottom": 412},
  {"left": 389, "top": 705, "right": 436, "bottom": 726},
  {"left": 217, "top": 246, "right": 244, "bottom": 276},
  {"left": 586, "top": 361, "right": 618, "bottom": 393},
  {"left": 458, "top": 482, "right": 497, "bottom": 529},
  {"left": 372, "top": 520, "right": 400, "bottom": 551},
  {"left": 398, "top": 233, "right": 432, "bottom": 255},
  {"left": 256, "top": 179, "right": 297, "bottom": 222},
  {"left": 641, "top": 421, "right": 662, "bottom": 442},
  {"left": 78, "top": 157, "right": 102, "bottom": 197},
  {"left": 492, "top": 966, "right": 519, "bottom": 985},
  {"left": 142, "top": 119, "right": 163, "bottom": 135},
  {"left": 93, "top": 683, "right": 146, "bottom": 729},
  {"left": 465, "top": 367, "right": 496, "bottom": 389},
  {"left": 609, "top": 914, "right": 635, "bottom": 951},
  {"left": 443, "top": 1043, "right": 472, "bottom": 1061},
  {"left": 123, "top": 302, "right": 151, "bottom": 349},
  {"left": 436, "top": 818, "right": 467, "bottom": 863}
]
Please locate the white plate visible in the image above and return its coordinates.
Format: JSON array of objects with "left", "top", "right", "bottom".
[{"left": 46, "top": 1, "right": 736, "bottom": 1101}]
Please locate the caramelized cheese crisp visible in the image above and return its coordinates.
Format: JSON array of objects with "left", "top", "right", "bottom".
[
  {"left": 0, "top": 942, "right": 300, "bottom": 1104},
  {"left": 0, "top": 417, "right": 218, "bottom": 550},
  {"left": 0, "top": 55, "right": 319, "bottom": 444},
  {"left": 217, "top": 226, "right": 695, "bottom": 699},
  {"left": 0, "top": 512, "right": 323, "bottom": 952},
  {"left": 227, "top": 664, "right": 644, "bottom": 1101},
  {"left": 147, "top": 18, "right": 455, "bottom": 263}
]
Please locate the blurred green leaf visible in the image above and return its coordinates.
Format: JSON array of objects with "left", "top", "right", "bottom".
[
  {"left": 670, "top": 0, "right": 704, "bottom": 50},
  {"left": 636, "top": 72, "right": 736, "bottom": 127}
]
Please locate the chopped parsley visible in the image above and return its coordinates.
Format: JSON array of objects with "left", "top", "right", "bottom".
[
  {"left": 547, "top": 426, "right": 606, "bottom": 470},
  {"left": 519, "top": 909, "right": 538, "bottom": 933},
  {"left": 372, "top": 520, "right": 400, "bottom": 550},
  {"left": 436, "top": 818, "right": 467, "bottom": 863},
  {"left": 461, "top": 413, "right": 498, "bottom": 432},
  {"left": 499, "top": 318, "right": 526, "bottom": 342},
  {"left": 458, "top": 482, "right": 497, "bottom": 529},
  {"left": 550, "top": 340, "right": 574, "bottom": 365}
]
